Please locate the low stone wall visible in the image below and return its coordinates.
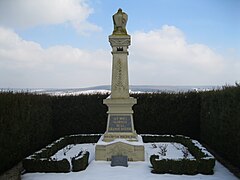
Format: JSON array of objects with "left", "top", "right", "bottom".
[{"left": 0, "top": 162, "right": 22, "bottom": 180}]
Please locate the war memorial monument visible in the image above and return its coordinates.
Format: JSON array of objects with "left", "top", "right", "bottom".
[{"left": 95, "top": 9, "right": 145, "bottom": 161}]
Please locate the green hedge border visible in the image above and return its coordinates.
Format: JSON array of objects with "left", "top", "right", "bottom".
[
  {"left": 142, "top": 135, "right": 215, "bottom": 175},
  {"left": 23, "top": 134, "right": 100, "bottom": 173},
  {"left": 23, "top": 134, "right": 215, "bottom": 174},
  {"left": 72, "top": 151, "right": 90, "bottom": 172}
]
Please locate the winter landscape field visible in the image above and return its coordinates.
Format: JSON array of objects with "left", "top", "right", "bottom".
[{"left": 0, "top": 85, "right": 219, "bottom": 96}]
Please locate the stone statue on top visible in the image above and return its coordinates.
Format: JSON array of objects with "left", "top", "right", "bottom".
[{"left": 112, "top": 8, "right": 128, "bottom": 35}]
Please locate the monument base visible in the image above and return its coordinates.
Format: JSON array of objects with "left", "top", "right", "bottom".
[
  {"left": 103, "top": 132, "right": 138, "bottom": 142},
  {"left": 95, "top": 135, "right": 145, "bottom": 161},
  {"left": 103, "top": 97, "right": 138, "bottom": 142}
]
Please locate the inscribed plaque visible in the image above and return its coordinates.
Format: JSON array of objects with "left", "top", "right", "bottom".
[{"left": 108, "top": 115, "right": 132, "bottom": 132}]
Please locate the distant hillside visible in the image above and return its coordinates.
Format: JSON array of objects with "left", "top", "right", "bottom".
[{"left": 1, "top": 85, "right": 220, "bottom": 96}]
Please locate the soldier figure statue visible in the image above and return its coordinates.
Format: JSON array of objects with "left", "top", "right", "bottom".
[{"left": 112, "top": 8, "right": 128, "bottom": 35}]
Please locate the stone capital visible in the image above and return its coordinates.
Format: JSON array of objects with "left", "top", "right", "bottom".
[{"left": 109, "top": 35, "right": 131, "bottom": 47}]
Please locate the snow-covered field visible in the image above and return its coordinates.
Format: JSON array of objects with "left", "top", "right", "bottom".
[
  {"left": 1, "top": 85, "right": 219, "bottom": 96},
  {"left": 21, "top": 143, "right": 238, "bottom": 180}
]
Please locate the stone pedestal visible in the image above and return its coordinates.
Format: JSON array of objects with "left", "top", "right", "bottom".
[
  {"left": 95, "top": 9, "right": 144, "bottom": 162},
  {"left": 95, "top": 135, "right": 145, "bottom": 161},
  {"left": 103, "top": 97, "right": 138, "bottom": 142}
]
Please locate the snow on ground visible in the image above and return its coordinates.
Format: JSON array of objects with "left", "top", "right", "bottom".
[
  {"left": 145, "top": 143, "right": 194, "bottom": 160},
  {"left": 21, "top": 143, "right": 238, "bottom": 180},
  {"left": 47, "top": 89, "right": 111, "bottom": 96},
  {"left": 0, "top": 85, "right": 219, "bottom": 96},
  {"left": 50, "top": 144, "right": 95, "bottom": 163}
]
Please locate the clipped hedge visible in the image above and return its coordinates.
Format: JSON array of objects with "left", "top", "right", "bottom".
[
  {"left": 146, "top": 135, "right": 215, "bottom": 175},
  {"left": 67, "top": 134, "right": 101, "bottom": 144},
  {"left": 23, "top": 137, "right": 70, "bottom": 173},
  {"left": 51, "top": 92, "right": 201, "bottom": 140},
  {"left": 28, "top": 137, "right": 68, "bottom": 159},
  {"left": 72, "top": 151, "right": 90, "bottom": 172},
  {"left": 23, "top": 134, "right": 99, "bottom": 173},
  {"left": 151, "top": 157, "right": 197, "bottom": 175},
  {"left": 0, "top": 92, "right": 53, "bottom": 174},
  {"left": 23, "top": 158, "right": 70, "bottom": 173},
  {"left": 0, "top": 91, "right": 201, "bottom": 174},
  {"left": 1, "top": 86, "right": 240, "bottom": 174},
  {"left": 133, "top": 92, "right": 201, "bottom": 140},
  {"left": 52, "top": 94, "right": 108, "bottom": 138},
  {"left": 200, "top": 86, "right": 240, "bottom": 169}
]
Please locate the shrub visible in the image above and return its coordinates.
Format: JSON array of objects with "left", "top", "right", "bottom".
[
  {"left": 2, "top": 86, "right": 240, "bottom": 174},
  {"left": 67, "top": 134, "right": 101, "bottom": 144},
  {"left": 23, "top": 158, "right": 70, "bottom": 173},
  {"left": 71, "top": 151, "right": 90, "bottom": 172},
  {"left": 0, "top": 92, "right": 53, "bottom": 174},
  {"left": 151, "top": 158, "right": 197, "bottom": 175},
  {"left": 147, "top": 135, "right": 215, "bottom": 175},
  {"left": 200, "top": 86, "right": 240, "bottom": 169},
  {"left": 198, "top": 158, "right": 215, "bottom": 174},
  {"left": 52, "top": 94, "right": 108, "bottom": 138},
  {"left": 22, "top": 134, "right": 97, "bottom": 173},
  {"left": 133, "top": 92, "right": 201, "bottom": 139}
]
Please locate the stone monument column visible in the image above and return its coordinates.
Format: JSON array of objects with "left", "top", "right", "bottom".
[
  {"left": 95, "top": 9, "right": 144, "bottom": 161},
  {"left": 103, "top": 8, "right": 137, "bottom": 142}
]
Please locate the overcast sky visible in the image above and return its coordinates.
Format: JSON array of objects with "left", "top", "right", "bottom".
[{"left": 0, "top": 0, "right": 239, "bottom": 88}]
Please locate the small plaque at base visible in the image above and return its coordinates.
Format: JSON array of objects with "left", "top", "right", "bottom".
[{"left": 111, "top": 155, "right": 128, "bottom": 167}]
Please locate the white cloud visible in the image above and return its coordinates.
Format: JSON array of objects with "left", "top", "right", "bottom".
[
  {"left": 72, "top": 21, "right": 102, "bottom": 35},
  {"left": 130, "top": 25, "right": 239, "bottom": 85},
  {"left": 0, "top": 0, "right": 101, "bottom": 34},
  {"left": 0, "top": 25, "right": 239, "bottom": 88},
  {"left": 0, "top": 27, "right": 110, "bottom": 88}
]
